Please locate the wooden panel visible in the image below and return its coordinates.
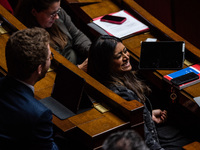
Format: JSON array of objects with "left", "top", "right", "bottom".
[
  {"left": 173, "top": 0, "right": 200, "bottom": 49},
  {"left": 81, "top": 0, "right": 121, "bottom": 19},
  {"left": 134, "top": 0, "right": 173, "bottom": 29},
  {"left": 0, "top": 34, "right": 9, "bottom": 71},
  {"left": 134, "top": 0, "right": 200, "bottom": 52},
  {"left": 183, "top": 141, "right": 200, "bottom": 150}
]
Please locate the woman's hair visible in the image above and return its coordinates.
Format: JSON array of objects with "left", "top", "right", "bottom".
[
  {"left": 15, "top": 0, "right": 68, "bottom": 50},
  {"left": 88, "top": 35, "right": 151, "bottom": 102}
]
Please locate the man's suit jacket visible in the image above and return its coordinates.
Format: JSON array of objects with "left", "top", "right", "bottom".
[{"left": 0, "top": 76, "right": 58, "bottom": 150}]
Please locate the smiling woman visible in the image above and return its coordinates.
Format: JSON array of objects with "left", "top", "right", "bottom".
[
  {"left": 15, "top": 0, "right": 91, "bottom": 71},
  {"left": 111, "top": 42, "right": 132, "bottom": 73},
  {"left": 87, "top": 35, "right": 150, "bottom": 102},
  {"left": 87, "top": 35, "right": 176, "bottom": 150},
  {"left": 87, "top": 35, "right": 195, "bottom": 150}
]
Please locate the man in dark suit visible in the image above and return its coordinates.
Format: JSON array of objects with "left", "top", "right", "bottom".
[{"left": 0, "top": 27, "right": 58, "bottom": 149}]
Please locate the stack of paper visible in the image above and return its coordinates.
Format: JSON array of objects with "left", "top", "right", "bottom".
[{"left": 92, "top": 10, "right": 149, "bottom": 39}]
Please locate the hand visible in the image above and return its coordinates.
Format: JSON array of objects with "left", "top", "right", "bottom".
[
  {"left": 77, "top": 58, "right": 88, "bottom": 72},
  {"left": 152, "top": 109, "right": 167, "bottom": 124}
]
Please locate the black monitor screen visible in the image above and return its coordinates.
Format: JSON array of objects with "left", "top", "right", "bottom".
[{"left": 139, "top": 41, "right": 185, "bottom": 70}]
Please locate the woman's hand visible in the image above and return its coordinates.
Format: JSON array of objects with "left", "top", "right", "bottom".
[
  {"left": 78, "top": 58, "right": 88, "bottom": 72},
  {"left": 152, "top": 109, "right": 167, "bottom": 124}
]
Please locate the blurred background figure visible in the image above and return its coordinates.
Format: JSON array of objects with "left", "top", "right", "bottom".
[{"left": 102, "top": 130, "right": 149, "bottom": 150}]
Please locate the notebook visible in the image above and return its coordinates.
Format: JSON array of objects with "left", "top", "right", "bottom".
[
  {"left": 40, "top": 63, "right": 93, "bottom": 120},
  {"left": 139, "top": 41, "right": 185, "bottom": 70}
]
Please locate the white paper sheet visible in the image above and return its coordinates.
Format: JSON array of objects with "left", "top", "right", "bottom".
[
  {"left": 194, "top": 96, "right": 200, "bottom": 107},
  {"left": 93, "top": 10, "right": 149, "bottom": 39}
]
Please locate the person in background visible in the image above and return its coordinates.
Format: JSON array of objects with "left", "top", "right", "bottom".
[
  {"left": 87, "top": 35, "right": 194, "bottom": 150},
  {"left": 102, "top": 130, "right": 149, "bottom": 150},
  {"left": 15, "top": 0, "right": 91, "bottom": 72},
  {"left": 0, "top": 27, "right": 58, "bottom": 149}
]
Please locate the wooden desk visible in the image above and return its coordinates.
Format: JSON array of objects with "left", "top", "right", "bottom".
[
  {"left": 183, "top": 141, "right": 200, "bottom": 150},
  {"left": 135, "top": 0, "right": 200, "bottom": 50},
  {"left": 62, "top": 0, "right": 200, "bottom": 118},
  {"left": 0, "top": 4, "right": 144, "bottom": 149},
  {"left": 122, "top": 0, "right": 200, "bottom": 118}
]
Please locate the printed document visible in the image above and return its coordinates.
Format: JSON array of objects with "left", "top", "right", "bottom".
[{"left": 93, "top": 10, "right": 149, "bottom": 39}]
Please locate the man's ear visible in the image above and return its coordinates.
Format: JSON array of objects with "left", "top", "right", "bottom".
[
  {"left": 37, "top": 64, "right": 42, "bottom": 75},
  {"left": 31, "top": 8, "right": 37, "bottom": 16}
]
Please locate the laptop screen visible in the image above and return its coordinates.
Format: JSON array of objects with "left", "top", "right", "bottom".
[
  {"left": 139, "top": 41, "right": 185, "bottom": 70},
  {"left": 51, "top": 63, "right": 86, "bottom": 113},
  {"left": 40, "top": 63, "right": 92, "bottom": 120}
]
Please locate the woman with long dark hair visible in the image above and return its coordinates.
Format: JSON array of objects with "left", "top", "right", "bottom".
[
  {"left": 88, "top": 35, "right": 194, "bottom": 150},
  {"left": 88, "top": 35, "right": 166, "bottom": 149}
]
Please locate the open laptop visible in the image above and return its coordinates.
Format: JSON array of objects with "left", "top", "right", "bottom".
[
  {"left": 139, "top": 41, "right": 185, "bottom": 70},
  {"left": 40, "top": 63, "right": 93, "bottom": 120}
]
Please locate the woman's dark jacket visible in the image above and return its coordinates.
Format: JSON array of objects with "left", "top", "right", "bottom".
[{"left": 108, "top": 84, "right": 164, "bottom": 150}]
